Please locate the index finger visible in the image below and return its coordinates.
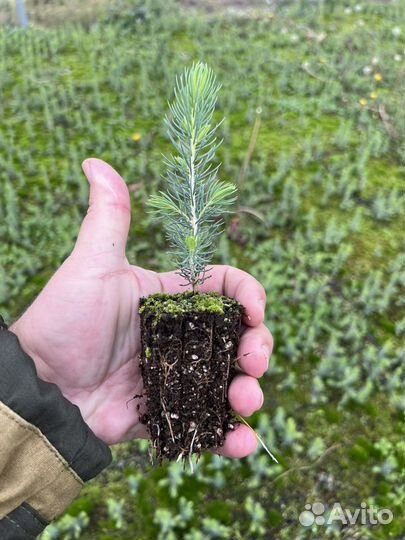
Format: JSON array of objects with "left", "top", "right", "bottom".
[
  {"left": 158, "top": 265, "right": 266, "bottom": 327},
  {"left": 199, "top": 265, "right": 266, "bottom": 327}
]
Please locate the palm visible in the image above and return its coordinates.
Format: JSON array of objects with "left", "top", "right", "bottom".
[
  {"left": 12, "top": 254, "right": 151, "bottom": 444},
  {"left": 11, "top": 159, "right": 272, "bottom": 458}
]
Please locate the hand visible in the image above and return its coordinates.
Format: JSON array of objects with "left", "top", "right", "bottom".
[{"left": 10, "top": 159, "right": 273, "bottom": 458}]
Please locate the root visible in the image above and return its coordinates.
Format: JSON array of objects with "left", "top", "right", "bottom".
[
  {"left": 139, "top": 293, "right": 243, "bottom": 461},
  {"left": 161, "top": 398, "right": 176, "bottom": 443}
]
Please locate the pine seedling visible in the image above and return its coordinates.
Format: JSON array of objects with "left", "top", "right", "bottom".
[{"left": 148, "top": 62, "right": 237, "bottom": 291}]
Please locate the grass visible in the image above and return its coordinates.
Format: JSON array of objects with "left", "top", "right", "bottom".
[{"left": 1, "top": 0, "right": 405, "bottom": 538}]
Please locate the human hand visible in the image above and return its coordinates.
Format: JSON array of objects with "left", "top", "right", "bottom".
[{"left": 10, "top": 159, "right": 273, "bottom": 457}]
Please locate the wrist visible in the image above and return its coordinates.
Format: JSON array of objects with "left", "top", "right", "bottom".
[
  {"left": 9, "top": 319, "right": 48, "bottom": 381},
  {"left": 0, "top": 325, "right": 112, "bottom": 480},
  {"left": 9, "top": 320, "right": 95, "bottom": 434}
]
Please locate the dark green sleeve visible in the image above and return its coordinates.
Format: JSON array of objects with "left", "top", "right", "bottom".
[{"left": 0, "top": 315, "right": 112, "bottom": 539}]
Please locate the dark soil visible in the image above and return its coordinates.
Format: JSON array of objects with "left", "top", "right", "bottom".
[{"left": 139, "top": 292, "right": 244, "bottom": 462}]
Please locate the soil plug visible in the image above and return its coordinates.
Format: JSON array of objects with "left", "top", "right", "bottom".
[{"left": 139, "top": 62, "right": 243, "bottom": 462}]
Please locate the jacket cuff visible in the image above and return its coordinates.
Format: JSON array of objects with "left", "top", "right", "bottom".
[{"left": 0, "top": 320, "right": 112, "bottom": 535}]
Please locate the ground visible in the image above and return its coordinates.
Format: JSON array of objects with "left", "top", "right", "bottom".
[{"left": 3, "top": 0, "right": 273, "bottom": 26}]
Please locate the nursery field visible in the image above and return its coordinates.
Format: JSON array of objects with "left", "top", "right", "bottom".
[{"left": 1, "top": 0, "right": 405, "bottom": 538}]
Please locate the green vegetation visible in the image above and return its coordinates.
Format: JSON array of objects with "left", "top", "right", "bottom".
[
  {"left": 139, "top": 292, "right": 236, "bottom": 317},
  {"left": 1, "top": 0, "right": 404, "bottom": 538}
]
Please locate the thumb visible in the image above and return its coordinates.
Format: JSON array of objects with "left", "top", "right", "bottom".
[{"left": 73, "top": 158, "right": 131, "bottom": 260}]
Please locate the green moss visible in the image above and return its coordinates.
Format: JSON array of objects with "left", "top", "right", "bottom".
[{"left": 139, "top": 291, "right": 241, "bottom": 318}]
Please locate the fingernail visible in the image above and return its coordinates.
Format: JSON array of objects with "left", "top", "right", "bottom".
[
  {"left": 262, "top": 345, "right": 271, "bottom": 368},
  {"left": 259, "top": 390, "right": 265, "bottom": 408},
  {"left": 82, "top": 158, "right": 93, "bottom": 180}
]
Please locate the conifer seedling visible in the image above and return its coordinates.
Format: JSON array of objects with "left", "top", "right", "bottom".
[
  {"left": 147, "top": 62, "right": 237, "bottom": 290},
  {"left": 138, "top": 63, "right": 244, "bottom": 462}
]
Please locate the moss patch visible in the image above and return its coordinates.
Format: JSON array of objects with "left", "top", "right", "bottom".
[{"left": 139, "top": 292, "right": 241, "bottom": 319}]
